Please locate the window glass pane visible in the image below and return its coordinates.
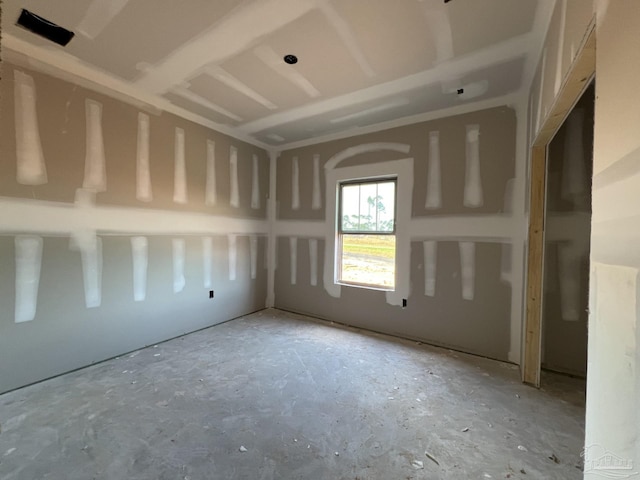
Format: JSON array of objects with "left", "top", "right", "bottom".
[
  {"left": 340, "top": 180, "right": 395, "bottom": 232},
  {"left": 358, "top": 183, "right": 378, "bottom": 231},
  {"left": 341, "top": 184, "right": 361, "bottom": 231},
  {"left": 340, "top": 234, "right": 395, "bottom": 288},
  {"left": 376, "top": 181, "right": 395, "bottom": 232}
]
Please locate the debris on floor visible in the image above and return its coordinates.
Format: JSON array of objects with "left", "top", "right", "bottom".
[
  {"left": 411, "top": 459, "right": 424, "bottom": 469},
  {"left": 517, "top": 445, "right": 528, "bottom": 452},
  {"left": 548, "top": 453, "right": 559, "bottom": 464},
  {"left": 239, "top": 446, "right": 247, "bottom": 452},
  {"left": 425, "top": 451, "right": 439, "bottom": 466}
]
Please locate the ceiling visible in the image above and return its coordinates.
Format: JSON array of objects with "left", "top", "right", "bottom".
[{"left": 1, "top": 0, "right": 552, "bottom": 149}]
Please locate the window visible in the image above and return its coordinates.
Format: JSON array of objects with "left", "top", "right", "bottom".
[{"left": 338, "top": 178, "right": 396, "bottom": 289}]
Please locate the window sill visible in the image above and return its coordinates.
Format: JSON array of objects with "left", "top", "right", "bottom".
[{"left": 336, "top": 281, "right": 395, "bottom": 292}]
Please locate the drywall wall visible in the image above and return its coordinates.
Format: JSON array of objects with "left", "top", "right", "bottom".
[
  {"left": 587, "top": 1, "right": 640, "bottom": 476},
  {"left": 528, "top": 1, "right": 640, "bottom": 475},
  {"left": 541, "top": 84, "right": 593, "bottom": 377},
  {"left": 274, "top": 107, "right": 520, "bottom": 361},
  {"left": 0, "top": 61, "right": 269, "bottom": 393}
]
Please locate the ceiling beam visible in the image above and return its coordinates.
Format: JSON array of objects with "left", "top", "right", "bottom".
[
  {"left": 274, "top": 92, "right": 519, "bottom": 151},
  {"left": 239, "top": 32, "right": 532, "bottom": 135},
  {"left": 133, "top": 0, "right": 319, "bottom": 94}
]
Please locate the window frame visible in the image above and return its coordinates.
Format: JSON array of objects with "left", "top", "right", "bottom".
[{"left": 336, "top": 176, "right": 398, "bottom": 290}]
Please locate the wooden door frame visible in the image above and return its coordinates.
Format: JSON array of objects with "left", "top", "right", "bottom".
[{"left": 523, "top": 25, "right": 596, "bottom": 386}]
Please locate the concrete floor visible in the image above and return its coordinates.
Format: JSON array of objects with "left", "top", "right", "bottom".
[{"left": 0, "top": 309, "right": 586, "bottom": 480}]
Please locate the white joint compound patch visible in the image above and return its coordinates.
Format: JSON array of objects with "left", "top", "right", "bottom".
[
  {"left": 131, "top": 236, "right": 148, "bottom": 301},
  {"left": 136, "top": 113, "right": 152, "bottom": 202},
  {"left": 172, "top": 238, "right": 186, "bottom": 293},
  {"left": 251, "top": 154, "right": 260, "bottom": 209},
  {"left": 83, "top": 100, "right": 107, "bottom": 192},
  {"left": 290, "top": 237, "right": 298, "bottom": 285},
  {"left": 312, "top": 154, "right": 322, "bottom": 210},
  {"left": 228, "top": 235, "right": 237, "bottom": 281},
  {"left": 423, "top": 241, "right": 437, "bottom": 297},
  {"left": 205, "top": 140, "right": 217, "bottom": 206},
  {"left": 230, "top": 146, "right": 239, "bottom": 208},
  {"left": 464, "top": 125, "right": 483, "bottom": 208},
  {"left": 173, "top": 128, "right": 187, "bottom": 204},
  {"left": 14, "top": 235, "right": 43, "bottom": 323},
  {"left": 250, "top": 235, "right": 258, "bottom": 280},
  {"left": 459, "top": 241, "right": 475, "bottom": 301},
  {"left": 292, "top": 156, "right": 300, "bottom": 210},
  {"left": 70, "top": 231, "right": 103, "bottom": 308},
  {"left": 202, "top": 237, "right": 213, "bottom": 288},
  {"left": 425, "top": 131, "right": 442, "bottom": 209},
  {"left": 14, "top": 70, "right": 47, "bottom": 185},
  {"left": 309, "top": 238, "right": 318, "bottom": 286}
]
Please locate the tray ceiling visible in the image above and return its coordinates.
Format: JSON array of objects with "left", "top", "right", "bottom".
[{"left": 1, "top": 0, "right": 550, "bottom": 149}]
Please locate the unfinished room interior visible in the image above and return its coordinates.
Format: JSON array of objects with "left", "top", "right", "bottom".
[{"left": 0, "top": 0, "right": 638, "bottom": 478}]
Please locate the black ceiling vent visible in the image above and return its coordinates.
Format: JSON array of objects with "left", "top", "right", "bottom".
[
  {"left": 283, "top": 54, "right": 298, "bottom": 65},
  {"left": 16, "top": 9, "right": 75, "bottom": 47}
]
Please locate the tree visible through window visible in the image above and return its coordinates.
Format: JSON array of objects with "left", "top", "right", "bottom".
[{"left": 338, "top": 178, "right": 396, "bottom": 289}]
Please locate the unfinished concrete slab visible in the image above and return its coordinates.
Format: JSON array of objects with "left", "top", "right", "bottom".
[{"left": 0, "top": 309, "right": 585, "bottom": 479}]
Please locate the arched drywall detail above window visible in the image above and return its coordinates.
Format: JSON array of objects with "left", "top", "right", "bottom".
[{"left": 324, "top": 143, "right": 411, "bottom": 171}]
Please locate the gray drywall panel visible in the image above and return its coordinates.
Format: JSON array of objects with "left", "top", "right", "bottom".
[
  {"left": 275, "top": 237, "right": 511, "bottom": 360},
  {"left": 278, "top": 107, "right": 516, "bottom": 219},
  {"left": 0, "top": 234, "right": 267, "bottom": 393},
  {"left": 274, "top": 107, "right": 517, "bottom": 361},
  {"left": 0, "top": 61, "right": 269, "bottom": 393}
]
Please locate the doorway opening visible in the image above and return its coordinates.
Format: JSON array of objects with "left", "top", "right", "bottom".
[
  {"left": 540, "top": 83, "right": 594, "bottom": 378},
  {"left": 523, "top": 24, "right": 595, "bottom": 387}
]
